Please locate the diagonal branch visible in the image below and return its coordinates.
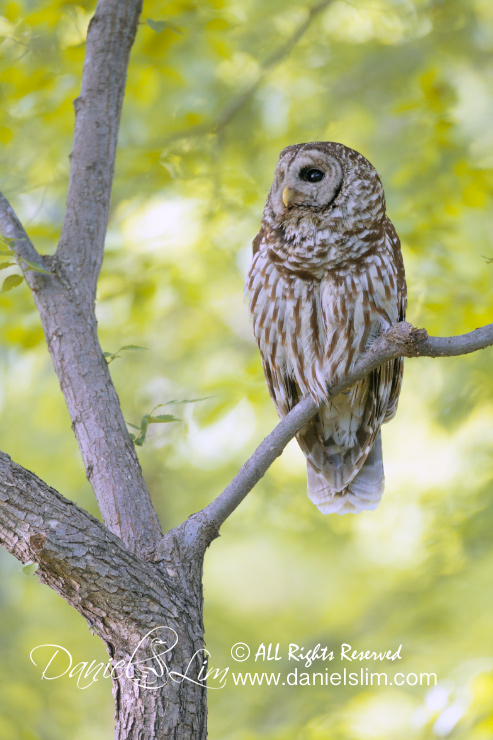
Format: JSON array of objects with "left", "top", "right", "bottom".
[
  {"left": 0, "top": 193, "right": 41, "bottom": 263},
  {"left": 184, "top": 321, "right": 493, "bottom": 551},
  {"left": 0, "top": 451, "right": 175, "bottom": 643}
]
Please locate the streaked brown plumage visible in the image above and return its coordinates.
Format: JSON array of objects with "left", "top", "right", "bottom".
[{"left": 246, "top": 142, "right": 406, "bottom": 514}]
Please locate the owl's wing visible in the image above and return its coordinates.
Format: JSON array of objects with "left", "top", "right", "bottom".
[
  {"left": 259, "top": 354, "right": 301, "bottom": 417},
  {"left": 252, "top": 226, "right": 265, "bottom": 256},
  {"left": 301, "top": 221, "right": 406, "bottom": 501},
  {"left": 384, "top": 218, "right": 407, "bottom": 422},
  {"left": 247, "top": 228, "right": 301, "bottom": 418}
]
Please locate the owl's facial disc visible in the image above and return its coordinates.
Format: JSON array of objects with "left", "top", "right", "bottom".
[{"left": 278, "top": 152, "right": 343, "bottom": 212}]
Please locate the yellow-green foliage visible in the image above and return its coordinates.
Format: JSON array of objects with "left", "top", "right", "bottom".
[{"left": 0, "top": 1, "right": 492, "bottom": 738}]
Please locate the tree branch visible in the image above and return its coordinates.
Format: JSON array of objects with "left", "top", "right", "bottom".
[
  {"left": 0, "top": 192, "right": 44, "bottom": 269},
  {"left": 0, "top": 451, "right": 175, "bottom": 643},
  {"left": 0, "top": 191, "right": 164, "bottom": 557},
  {"left": 57, "top": 0, "right": 143, "bottom": 303},
  {"left": 185, "top": 321, "right": 493, "bottom": 548}
]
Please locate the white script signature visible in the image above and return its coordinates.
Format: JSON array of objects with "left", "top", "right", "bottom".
[{"left": 30, "top": 626, "right": 229, "bottom": 690}]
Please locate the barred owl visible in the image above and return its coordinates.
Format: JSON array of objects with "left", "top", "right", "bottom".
[{"left": 246, "top": 142, "right": 406, "bottom": 514}]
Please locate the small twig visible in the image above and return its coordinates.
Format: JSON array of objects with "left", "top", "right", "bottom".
[
  {"left": 0, "top": 192, "right": 43, "bottom": 267},
  {"left": 187, "top": 321, "right": 493, "bottom": 547}
]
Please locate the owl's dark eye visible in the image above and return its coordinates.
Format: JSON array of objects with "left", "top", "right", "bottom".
[{"left": 300, "top": 167, "right": 325, "bottom": 183}]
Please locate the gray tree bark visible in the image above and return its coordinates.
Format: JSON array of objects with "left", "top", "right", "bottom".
[{"left": 0, "top": 1, "right": 492, "bottom": 738}]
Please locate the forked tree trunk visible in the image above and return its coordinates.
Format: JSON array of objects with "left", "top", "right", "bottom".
[
  {"left": 0, "top": 456, "right": 212, "bottom": 738},
  {"left": 0, "top": 1, "right": 492, "bottom": 738}
]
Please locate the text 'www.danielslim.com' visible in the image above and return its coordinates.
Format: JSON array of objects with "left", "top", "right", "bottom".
[{"left": 231, "top": 668, "right": 438, "bottom": 688}]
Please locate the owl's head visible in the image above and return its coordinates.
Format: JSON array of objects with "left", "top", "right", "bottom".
[{"left": 266, "top": 142, "right": 386, "bottom": 236}]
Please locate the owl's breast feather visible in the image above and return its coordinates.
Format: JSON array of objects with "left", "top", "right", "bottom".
[
  {"left": 246, "top": 238, "right": 400, "bottom": 406},
  {"left": 246, "top": 250, "right": 327, "bottom": 403}
]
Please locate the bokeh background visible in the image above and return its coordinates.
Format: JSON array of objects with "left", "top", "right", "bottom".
[{"left": 0, "top": 0, "right": 492, "bottom": 738}]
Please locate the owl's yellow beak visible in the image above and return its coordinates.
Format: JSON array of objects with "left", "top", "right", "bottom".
[{"left": 282, "top": 186, "right": 298, "bottom": 208}]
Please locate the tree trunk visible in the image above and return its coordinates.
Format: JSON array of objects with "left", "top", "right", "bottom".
[
  {"left": 111, "top": 599, "right": 208, "bottom": 738},
  {"left": 112, "top": 625, "right": 208, "bottom": 739},
  {"left": 109, "top": 532, "right": 209, "bottom": 739}
]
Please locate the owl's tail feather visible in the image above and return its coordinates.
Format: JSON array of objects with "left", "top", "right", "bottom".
[{"left": 307, "top": 432, "right": 385, "bottom": 515}]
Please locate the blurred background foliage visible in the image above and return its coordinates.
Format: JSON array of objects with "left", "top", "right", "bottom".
[{"left": 0, "top": 0, "right": 492, "bottom": 737}]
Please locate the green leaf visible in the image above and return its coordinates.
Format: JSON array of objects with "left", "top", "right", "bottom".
[
  {"left": 148, "top": 414, "right": 180, "bottom": 423},
  {"left": 0, "top": 235, "right": 15, "bottom": 248},
  {"left": 20, "top": 258, "right": 52, "bottom": 275},
  {"left": 127, "top": 399, "right": 209, "bottom": 445},
  {"left": 22, "top": 562, "right": 39, "bottom": 576},
  {"left": 0, "top": 262, "right": 15, "bottom": 270},
  {"left": 119, "top": 345, "right": 149, "bottom": 352},
  {"left": 482, "top": 255, "right": 493, "bottom": 264},
  {"left": 133, "top": 413, "right": 150, "bottom": 446},
  {"left": 104, "top": 345, "right": 149, "bottom": 364},
  {"left": 127, "top": 408, "right": 179, "bottom": 447},
  {"left": 1, "top": 274, "right": 24, "bottom": 293},
  {"left": 153, "top": 397, "right": 212, "bottom": 408},
  {"left": 146, "top": 19, "right": 182, "bottom": 34},
  {"left": 146, "top": 19, "right": 167, "bottom": 33}
]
